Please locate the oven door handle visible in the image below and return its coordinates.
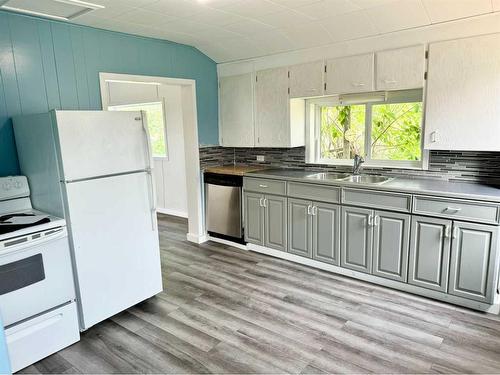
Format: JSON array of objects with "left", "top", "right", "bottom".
[{"left": 0, "top": 227, "right": 68, "bottom": 257}]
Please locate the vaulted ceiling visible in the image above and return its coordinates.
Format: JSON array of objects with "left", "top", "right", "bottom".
[{"left": 68, "top": 0, "right": 500, "bottom": 62}]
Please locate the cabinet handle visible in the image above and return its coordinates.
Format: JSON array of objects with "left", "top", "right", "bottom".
[
  {"left": 307, "top": 205, "right": 312, "bottom": 215},
  {"left": 383, "top": 79, "right": 397, "bottom": 84},
  {"left": 444, "top": 225, "right": 450, "bottom": 238},
  {"left": 263, "top": 198, "right": 267, "bottom": 208},
  {"left": 259, "top": 184, "right": 268, "bottom": 188},
  {"left": 259, "top": 197, "right": 264, "bottom": 207},
  {"left": 352, "top": 82, "right": 365, "bottom": 87},
  {"left": 452, "top": 226, "right": 458, "bottom": 239},
  {"left": 368, "top": 215, "right": 373, "bottom": 226},
  {"left": 312, "top": 206, "right": 318, "bottom": 216},
  {"left": 445, "top": 207, "right": 462, "bottom": 213},
  {"left": 430, "top": 130, "right": 439, "bottom": 143},
  {"left": 374, "top": 215, "right": 380, "bottom": 226}
]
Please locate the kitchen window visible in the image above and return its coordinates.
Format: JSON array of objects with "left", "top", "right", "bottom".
[
  {"left": 306, "top": 89, "right": 426, "bottom": 169},
  {"left": 109, "top": 101, "right": 168, "bottom": 158}
]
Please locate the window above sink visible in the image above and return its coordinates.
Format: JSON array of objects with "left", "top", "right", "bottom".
[{"left": 305, "top": 89, "right": 428, "bottom": 170}]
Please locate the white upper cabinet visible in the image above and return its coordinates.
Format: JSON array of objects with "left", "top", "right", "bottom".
[
  {"left": 376, "top": 45, "right": 426, "bottom": 91},
  {"left": 255, "top": 67, "right": 304, "bottom": 148},
  {"left": 219, "top": 73, "right": 255, "bottom": 147},
  {"left": 289, "top": 60, "right": 325, "bottom": 98},
  {"left": 325, "top": 53, "right": 374, "bottom": 95},
  {"left": 425, "top": 33, "right": 500, "bottom": 151}
]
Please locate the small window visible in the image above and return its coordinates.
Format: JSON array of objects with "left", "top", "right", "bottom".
[
  {"left": 307, "top": 89, "right": 425, "bottom": 169},
  {"left": 109, "top": 101, "right": 168, "bottom": 158}
]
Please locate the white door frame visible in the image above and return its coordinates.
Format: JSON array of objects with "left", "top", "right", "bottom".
[{"left": 99, "top": 72, "right": 205, "bottom": 243}]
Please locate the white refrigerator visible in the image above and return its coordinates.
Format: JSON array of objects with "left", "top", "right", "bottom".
[{"left": 13, "top": 110, "right": 163, "bottom": 330}]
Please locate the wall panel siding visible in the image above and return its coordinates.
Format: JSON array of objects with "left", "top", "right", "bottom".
[{"left": 0, "top": 10, "right": 218, "bottom": 176}]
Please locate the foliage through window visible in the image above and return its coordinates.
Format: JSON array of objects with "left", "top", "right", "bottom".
[
  {"left": 109, "top": 102, "right": 168, "bottom": 158},
  {"left": 309, "top": 89, "right": 423, "bottom": 168}
]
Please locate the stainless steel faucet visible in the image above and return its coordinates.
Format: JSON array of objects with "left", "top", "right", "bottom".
[{"left": 353, "top": 154, "right": 365, "bottom": 175}]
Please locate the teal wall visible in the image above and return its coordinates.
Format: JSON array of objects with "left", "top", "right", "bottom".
[{"left": 0, "top": 11, "right": 219, "bottom": 176}]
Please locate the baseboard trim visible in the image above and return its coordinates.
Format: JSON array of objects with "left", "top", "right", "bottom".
[
  {"left": 247, "top": 243, "right": 500, "bottom": 314},
  {"left": 186, "top": 233, "right": 208, "bottom": 244},
  {"left": 157, "top": 207, "right": 188, "bottom": 218},
  {"left": 207, "top": 236, "right": 249, "bottom": 250}
]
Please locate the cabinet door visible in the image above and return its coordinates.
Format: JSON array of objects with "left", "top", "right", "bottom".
[
  {"left": 376, "top": 45, "right": 425, "bottom": 91},
  {"left": 312, "top": 202, "right": 340, "bottom": 266},
  {"left": 244, "top": 192, "right": 264, "bottom": 245},
  {"left": 288, "top": 198, "right": 312, "bottom": 257},
  {"left": 219, "top": 73, "right": 255, "bottom": 147},
  {"left": 255, "top": 67, "right": 290, "bottom": 147},
  {"left": 409, "top": 216, "right": 452, "bottom": 292},
  {"left": 325, "top": 53, "right": 374, "bottom": 95},
  {"left": 264, "top": 195, "right": 287, "bottom": 252},
  {"left": 372, "top": 211, "right": 410, "bottom": 282},
  {"left": 341, "top": 207, "right": 373, "bottom": 274},
  {"left": 425, "top": 34, "right": 500, "bottom": 151},
  {"left": 289, "top": 61, "right": 324, "bottom": 98},
  {"left": 449, "top": 222, "right": 499, "bottom": 303}
]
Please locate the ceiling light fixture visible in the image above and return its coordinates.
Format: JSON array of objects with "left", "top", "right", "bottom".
[{"left": 0, "top": 0, "right": 105, "bottom": 21}]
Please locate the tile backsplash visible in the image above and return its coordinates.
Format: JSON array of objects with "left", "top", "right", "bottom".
[{"left": 199, "top": 146, "right": 500, "bottom": 185}]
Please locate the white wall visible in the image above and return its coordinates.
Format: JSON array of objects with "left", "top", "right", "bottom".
[
  {"left": 218, "top": 12, "right": 500, "bottom": 76},
  {"left": 155, "top": 85, "right": 188, "bottom": 218}
]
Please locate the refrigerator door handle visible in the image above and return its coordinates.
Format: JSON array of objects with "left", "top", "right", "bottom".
[{"left": 140, "top": 112, "right": 157, "bottom": 231}]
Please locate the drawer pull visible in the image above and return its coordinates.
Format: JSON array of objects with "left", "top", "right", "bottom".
[
  {"left": 383, "top": 79, "right": 397, "bottom": 84},
  {"left": 259, "top": 184, "right": 268, "bottom": 188},
  {"left": 445, "top": 207, "right": 462, "bottom": 213},
  {"left": 352, "top": 82, "right": 365, "bottom": 87}
]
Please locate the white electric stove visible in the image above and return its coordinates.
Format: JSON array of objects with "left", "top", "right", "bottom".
[{"left": 0, "top": 176, "right": 80, "bottom": 372}]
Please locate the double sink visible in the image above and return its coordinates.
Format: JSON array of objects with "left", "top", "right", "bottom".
[{"left": 306, "top": 172, "right": 394, "bottom": 185}]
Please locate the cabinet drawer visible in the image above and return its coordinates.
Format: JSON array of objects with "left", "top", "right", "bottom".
[
  {"left": 288, "top": 182, "right": 340, "bottom": 203},
  {"left": 244, "top": 178, "right": 286, "bottom": 195},
  {"left": 342, "top": 188, "right": 412, "bottom": 213},
  {"left": 413, "top": 196, "right": 500, "bottom": 224}
]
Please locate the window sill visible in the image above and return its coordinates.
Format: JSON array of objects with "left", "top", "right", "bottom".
[{"left": 312, "top": 159, "right": 427, "bottom": 171}]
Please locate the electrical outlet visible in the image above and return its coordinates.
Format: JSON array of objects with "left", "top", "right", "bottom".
[{"left": 256, "top": 155, "right": 265, "bottom": 162}]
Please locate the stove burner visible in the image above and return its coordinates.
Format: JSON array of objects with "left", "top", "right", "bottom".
[{"left": 0, "top": 214, "right": 51, "bottom": 235}]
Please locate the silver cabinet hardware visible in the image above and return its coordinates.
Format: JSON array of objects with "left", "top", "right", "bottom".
[
  {"left": 445, "top": 207, "right": 462, "bottom": 213},
  {"left": 259, "top": 184, "right": 268, "bottom": 188},
  {"left": 444, "top": 225, "right": 451, "bottom": 238},
  {"left": 312, "top": 206, "right": 318, "bottom": 216},
  {"left": 307, "top": 204, "right": 312, "bottom": 215}
]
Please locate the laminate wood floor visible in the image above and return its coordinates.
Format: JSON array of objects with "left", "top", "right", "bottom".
[{"left": 21, "top": 214, "right": 500, "bottom": 374}]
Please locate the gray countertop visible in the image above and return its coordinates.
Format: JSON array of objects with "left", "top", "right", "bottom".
[{"left": 245, "top": 168, "right": 500, "bottom": 203}]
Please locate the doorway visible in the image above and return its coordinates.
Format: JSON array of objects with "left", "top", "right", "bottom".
[{"left": 99, "top": 73, "right": 204, "bottom": 243}]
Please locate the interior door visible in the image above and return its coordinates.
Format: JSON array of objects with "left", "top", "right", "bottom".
[
  {"left": 64, "top": 172, "right": 162, "bottom": 330},
  {"left": 54, "top": 111, "right": 150, "bottom": 181}
]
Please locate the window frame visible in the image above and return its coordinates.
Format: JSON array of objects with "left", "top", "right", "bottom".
[
  {"left": 306, "top": 89, "right": 428, "bottom": 170},
  {"left": 108, "top": 99, "right": 169, "bottom": 160}
]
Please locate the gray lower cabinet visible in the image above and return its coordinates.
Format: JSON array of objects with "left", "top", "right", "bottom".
[
  {"left": 288, "top": 198, "right": 312, "bottom": 257},
  {"left": 264, "top": 195, "right": 287, "bottom": 252},
  {"left": 312, "top": 202, "right": 340, "bottom": 265},
  {"left": 448, "top": 222, "right": 499, "bottom": 303},
  {"left": 409, "top": 216, "right": 451, "bottom": 292},
  {"left": 341, "top": 206, "right": 373, "bottom": 274},
  {"left": 244, "top": 192, "right": 264, "bottom": 245},
  {"left": 372, "top": 211, "right": 410, "bottom": 282}
]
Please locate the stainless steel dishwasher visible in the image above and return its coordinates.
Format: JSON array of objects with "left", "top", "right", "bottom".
[{"left": 204, "top": 172, "right": 244, "bottom": 243}]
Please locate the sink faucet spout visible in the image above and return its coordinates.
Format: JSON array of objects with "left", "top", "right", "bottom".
[{"left": 353, "top": 154, "right": 365, "bottom": 175}]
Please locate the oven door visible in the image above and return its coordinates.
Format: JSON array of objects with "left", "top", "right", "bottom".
[{"left": 0, "top": 227, "right": 75, "bottom": 327}]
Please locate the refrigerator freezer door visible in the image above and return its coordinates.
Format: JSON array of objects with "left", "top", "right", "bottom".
[
  {"left": 64, "top": 172, "right": 162, "bottom": 330},
  {"left": 54, "top": 111, "right": 151, "bottom": 181}
]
